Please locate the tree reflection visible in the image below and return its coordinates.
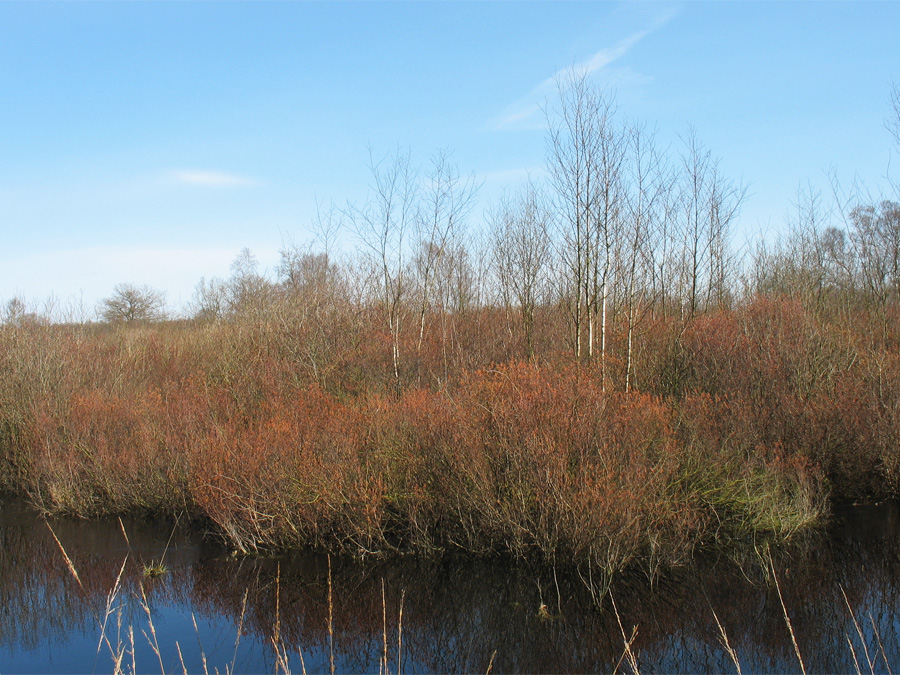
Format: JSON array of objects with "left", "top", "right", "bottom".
[{"left": 3, "top": 498, "right": 900, "bottom": 672}]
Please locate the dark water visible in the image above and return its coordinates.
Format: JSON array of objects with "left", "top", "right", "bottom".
[{"left": 1, "top": 498, "right": 899, "bottom": 674}]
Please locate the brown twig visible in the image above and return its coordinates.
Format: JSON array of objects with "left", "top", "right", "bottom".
[
  {"left": 712, "top": 608, "right": 741, "bottom": 675},
  {"left": 770, "top": 559, "right": 805, "bottom": 675},
  {"left": 328, "top": 555, "right": 335, "bottom": 675}
]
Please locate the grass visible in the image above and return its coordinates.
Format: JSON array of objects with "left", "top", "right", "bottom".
[{"left": 141, "top": 561, "right": 168, "bottom": 579}]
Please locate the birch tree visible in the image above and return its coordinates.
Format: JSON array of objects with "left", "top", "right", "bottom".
[
  {"left": 413, "top": 149, "right": 478, "bottom": 356},
  {"left": 677, "top": 130, "right": 742, "bottom": 319},
  {"left": 350, "top": 148, "right": 417, "bottom": 393},
  {"left": 547, "top": 71, "right": 624, "bottom": 381}
]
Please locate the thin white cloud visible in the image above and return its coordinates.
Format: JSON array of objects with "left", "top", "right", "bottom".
[
  {"left": 535, "top": 28, "right": 653, "bottom": 92},
  {"left": 495, "top": 103, "right": 543, "bottom": 130},
  {"left": 492, "top": 11, "right": 674, "bottom": 131},
  {"left": 171, "top": 170, "right": 258, "bottom": 188}
]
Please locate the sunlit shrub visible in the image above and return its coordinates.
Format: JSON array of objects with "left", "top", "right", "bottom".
[{"left": 1, "top": 291, "right": 897, "bottom": 575}]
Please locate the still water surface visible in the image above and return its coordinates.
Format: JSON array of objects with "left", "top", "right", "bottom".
[{"left": 1, "top": 497, "right": 899, "bottom": 673}]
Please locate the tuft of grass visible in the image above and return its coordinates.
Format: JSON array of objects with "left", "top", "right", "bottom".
[
  {"left": 140, "top": 515, "right": 179, "bottom": 579},
  {"left": 142, "top": 561, "right": 168, "bottom": 578}
]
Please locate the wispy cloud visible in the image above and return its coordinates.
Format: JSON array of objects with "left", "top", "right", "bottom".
[
  {"left": 559, "top": 29, "right": 651, "bottom": 83},
  {"left": 494, "top": 103, "right": 544, "bottom": 131},
  {"left": 492, "top": 11, "right": 675, "bottom": 131},
  {"left": 171, "top": 170, "right": 258, "bottom": 188}
]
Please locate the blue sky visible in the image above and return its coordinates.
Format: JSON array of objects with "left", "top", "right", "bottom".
[{"left": 2, "top": 1, "right": 899, "bottom": 315}]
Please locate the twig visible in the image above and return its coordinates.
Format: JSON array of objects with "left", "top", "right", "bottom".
[
  {"left": 770, "top": 559, "right": 805, "bottom": 675},
  {"left": 328, "top": 555, "right": 335, "bottom": 675},
  {"left": 274, "top": 564, "right": 282, "bottom": 653},
  {"left": 712, "top": 608, "right": 741, "bottom": 675},
  {"left": 176, "top": 641, "right": 189, "bottom": 675},
  {"left": 118, "top": 517, "right": 131, "bottom": 550},
  {"left": 841, "top": 585, "right": 874, "bottom": 674},
  {"left": 610, "top": 590, "right": 640, "bottom": 675},
  {"left": 846, "top": 635, "right": 863, "bottom": 675},
  {"left": 272, "top": 563, "right": 293, "bottom": 675},
  {"left": 485, "top": 650, "right": 497, "bottom": 675},
  {"left": 229, "top": 589, "right": 249, "bottom": 675},
  {"left": 397, "top": 589, "right": 405, "bottom": 675},
  {"left": 46, "top": 520, "right": 83, "bottom": 591},
  {"left": 96, "top": 554, "right": 130, "bottom": 670},
  {"left": 158, "top": 512, "right": 182, "bottom": 569},
  {"left": 297, "top": 645, "right": 308, "bottom": 675},
  {"left": 129, "top": 625, "right": 136, "bottom": 675},
  {"left": 870, "top": 613, "right": 891, "bottom": 675},
  {"left": 140, "top": 582, "right": 166, "bottom": 674},
  {"left": 193, "top": 612, "right": 210, "bottom": 675},
  {"left": 382, "top": 578, "right": 389, "bottom": 675},
  {"left": 553, "top": 565, "right": 562, "bottom": 615}
]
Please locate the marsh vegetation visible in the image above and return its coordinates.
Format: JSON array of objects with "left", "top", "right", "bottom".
[{"left": 1, "top": 78, "right": 899, "bottom": 581}]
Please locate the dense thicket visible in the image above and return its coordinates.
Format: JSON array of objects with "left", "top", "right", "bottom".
[{"left": 1, "top": 77, "right": 898, "bottom": 576}]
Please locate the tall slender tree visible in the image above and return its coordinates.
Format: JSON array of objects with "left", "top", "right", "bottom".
[
  {"left": 546, "top": 71, "right": 624, "bottom": 383},
  {"left": 350, "top": 148, "right": 417, "bottom": 394}
]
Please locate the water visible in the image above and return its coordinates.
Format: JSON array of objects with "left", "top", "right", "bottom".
[{"left": 2, "top": 497, "right": 899, "bottom": 673}]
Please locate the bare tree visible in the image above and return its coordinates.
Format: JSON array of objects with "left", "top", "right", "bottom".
[
  {"left": 749, "top": 182, "right": 832, "bottom": 307},
  {"left": 190, "top": 276, "right": 229, "bottom": 322},
  {"left": 547, "top": 70, "right": 624, "bottom": 380},
  {"left": 706, "top": 165, "right": 743, "bottom": 309},
  {"left": 1, "top": 296, "right": 49, "bottom": 327},
  {"left": 280, "top": 248, "right": 342, "bottom": 300},
  {"left": 676, "top": 129, "right": 743, "bottom": 319},
  {"left": 350, "top": 148, "right": 417, "bottom": 393},
  {"left": 621, "top": 122, "right": 671, "bottom": 391},
  {"left": 275, "top": 239, "right": 350, "bottom": 386},
  {"left": 678, "top": 129, "right": 712, "bottom": 319},
  {"left": 850, "top": 200, "right": 900, "bottom": 308},
  {"left": 888, "top": 82, "right": 900, "bottom": 149},
  {"left": 226, "top": 248, "right": 274, "bottom": 318},
  {"left": 3, "top": 297, "right": 27, "bottom": 326},
  {"left": 646, "top": 159, "right": 682, "bottom": 317},
  {"left": 412, "top": 149, "right": 479, "bottom": 356},
  {"left": 311, "top": 198, "right": 343, "bottom": 259},
  {"left": 279, "top": 202, "right": 347, "bottom": 307},
  {"left": 99, "top": 283, "right": 167, "bottom": 324},
  {"left": 547, "top": 71, "right": 593, "bottom": 361},
  {"left": 490, "top": 182, "right": 552, "bottom": 360}
]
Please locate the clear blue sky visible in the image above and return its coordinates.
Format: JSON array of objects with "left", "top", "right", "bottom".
[{"left": 2, "top": 1, "right": 898, "bottom": 315}]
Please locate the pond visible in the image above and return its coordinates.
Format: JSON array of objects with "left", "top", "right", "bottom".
[{"left": 2, "top": 496, "right": 899, "bottom": 673}]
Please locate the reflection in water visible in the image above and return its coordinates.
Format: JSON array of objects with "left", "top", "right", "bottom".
[{"left": 2, "top": 497, "right": 900, "bottom": 673}]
